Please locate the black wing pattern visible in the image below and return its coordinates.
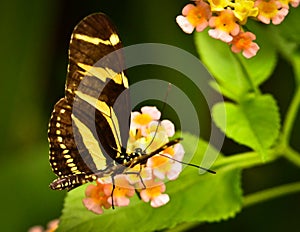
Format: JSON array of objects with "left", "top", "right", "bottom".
[{"left": 48, "top": 13, "right": 130, "bottom": 190}]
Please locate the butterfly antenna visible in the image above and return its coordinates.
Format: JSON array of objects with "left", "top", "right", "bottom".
[
  {"left": 160, "top": 154, "right": 216, "bottom": 174},
  {"left": 144, "top": 83, "right": 172, "bottom": 152}
]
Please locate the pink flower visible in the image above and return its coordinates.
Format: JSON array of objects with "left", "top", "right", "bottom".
[
  {"left": 161, "top": 120, "right": 175, "bottom": 137},
  {"left": 28, "top": 219, "right": 59, "bottom": 232},
  {"left": 82, "top": 180, "right": 112, "bottom": 214},
  {"left": 176, "top": 1, "right": 212, "bottom": 34},
  {"left": 230, "top": 31, "right": 260, "bottom": 58},
  {"left": 103, "top": 176, "right": 135, "bottom": 207},
  {"left": 147, "top": 144, "right": 185, "bottom": 180},
  {"left": 208, "top": 9, "right": 240, "bottom": 42},
  {"left": 141, "top": 106, "right": 161, "bottom": 120},
  {"left": 131, "top": 106, "right": 161, "bottom": 137},
  {"left": 255, "top": 0, "right": 289, "bottom": 25},
  {"left": 126, "top": 166, "right": 153, "bottom": 185},
  {"left": 45, "top": 220, "right": 59, "bottom": 232},
  {"left": 289, "top": 0, "right": 300, "bottom": 7},
  {"left": 28, "top": 226, "right": 44, "bottom": 232},
  {"left": 280, "top": 0, "right": 300, "bottom": 7},
  {"left": 140, "top": 180, "right": 170, "bottom": 207}
]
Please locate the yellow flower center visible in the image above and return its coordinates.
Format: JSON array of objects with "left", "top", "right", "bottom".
[
  {"left": 187, "top": 6, "right": 206, "bottom": 26},
  {"left": 114, "top": 186, "right": 130, "bottom": 197},
  {"left": 234, "top": 35, "right": 252, "bottom": 49},
  {"left": 211, "top": 0, "right": 222, "bottom": 6},
  {"left": 150, "top": 147, "right": 174, "bottom": 168},
  {"left": 133, "top": 113, "right": 152, "bottom": 126},
  {"left": 208, "top": 0, "right": 231, "bottom": 11},
  {"left": 257, "top": 0, "right": 278, "bottom": 17},
  {"left": 151, "top": 155, "right": 169, "bottom": 168},
  {"left": 215, "top": 10, "right": 237, "bottom": 32},
  {"left": 146, "top": 185, "right": 164, "bottom": 198},
  {"left": 164, "top": 147, "right": 175, "bottom": 156},
  {"left": 90, "top": 183, "right": 111, "bottom": 208},
  {"left": 92, "top": 185, "right": 105, "bottom": 199}
]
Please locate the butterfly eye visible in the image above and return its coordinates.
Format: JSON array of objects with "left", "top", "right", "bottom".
[{"left": 134, "top": 148, "right": 143, "bottom": 155}]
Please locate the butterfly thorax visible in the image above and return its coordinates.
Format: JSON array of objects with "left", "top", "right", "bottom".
[{"left": 114, "top": 147, "right": 147, "bottom": 167}]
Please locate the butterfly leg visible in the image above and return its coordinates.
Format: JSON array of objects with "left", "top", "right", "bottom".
[
  {"left": 135, "top": 189, "right": 142, "bottom": 200},
  {"left": 124, "top": 165, "right": 146, "bottom": 189},
  {"left": 111, "top": 175, "right": 116, "bottom": 209},
  {"left": 124, "top": 170, "right": 146, "bottom": 201}
]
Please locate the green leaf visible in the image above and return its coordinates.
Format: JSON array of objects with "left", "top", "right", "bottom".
[
  {"left": 243, "top": 20, "right": 278, "bottom": 86},
  {"left": 265, "top": 8, "right": 300, "bottom": 84},
  {"left": 56, "top": 133, "right": 242, "bottom": 232},
  {"left": 194, "top": 30, "right": 248, "bottom": 101},
  {"left": 269, "top": 7, "right": 300, "bottom": 47},
  {"left": 212, "top": 94, "right": 281, "bottom": 158},
  {"left": 209, "top": 81, "right": 240, "bottom": 102},
  {"left": 194, "top": 23, "right": 277, "bottom": 101}
]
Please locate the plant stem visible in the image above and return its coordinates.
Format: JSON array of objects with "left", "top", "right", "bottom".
[
  {"left": 213, "top": 149, "right": 278, "bottom": 171},
  {"left": 243, "top": 182, "right": 300, "bottom": 208},
  {"left": 285, "top": 146, "right": 300, "bottom": 167},
  {"left": 282, "top": 86, "right": 300, "bottom": 144}
]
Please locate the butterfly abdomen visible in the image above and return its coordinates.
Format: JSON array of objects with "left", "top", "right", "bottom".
[{"left": 50, "top": 173, "right": 97, "bottom": 191}]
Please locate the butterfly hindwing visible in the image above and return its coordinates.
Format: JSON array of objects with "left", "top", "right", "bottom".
[{"left": 48, "top": 98, "right": 99, "bottom": 177}]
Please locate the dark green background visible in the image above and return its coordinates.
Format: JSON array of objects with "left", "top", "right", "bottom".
[{"left": 0, "top": 0, "right": 299, "bottom": 231}]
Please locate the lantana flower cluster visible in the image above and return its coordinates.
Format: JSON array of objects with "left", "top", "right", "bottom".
[
  {"left": 176, "top": 0, "right": 299, "bottom": 58},
  {"left": 28, "top": 219, "right": 59, "bottom": 232},
  {"left": 83, "top": 106, "right": 185, "bottom": 214}
]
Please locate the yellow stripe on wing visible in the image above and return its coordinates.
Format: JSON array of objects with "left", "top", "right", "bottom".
[
  {"left": 71, "top": 113, "right": 108, "bottom": 170},
  {"left": 76, "top": 62, "right": 127, "bottom": 87},
  {"left": 73, "top": 33, "right": 120, "bottom": 46},
  {"left": 74, "top": 91, "right": 122, "bottom": 152}
]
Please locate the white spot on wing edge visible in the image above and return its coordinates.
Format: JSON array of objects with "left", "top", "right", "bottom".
[
  {"left": 109, "top": 33, "right": 120, "bottom": 46},
  {"left": 60, "top": 144, "right": 67, "bottom": 149}
]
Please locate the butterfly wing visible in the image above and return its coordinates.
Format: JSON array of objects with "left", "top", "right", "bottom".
[{"left": 48, "top": 13, "right": 130, "bottom": 190}]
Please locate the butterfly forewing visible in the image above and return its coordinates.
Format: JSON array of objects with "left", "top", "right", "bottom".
[
  {"left": 48, "top": 13, "right": 130, "bottom": 190},
  {"left": 66, "top": 13, "right": 124, "bottom": 101}
]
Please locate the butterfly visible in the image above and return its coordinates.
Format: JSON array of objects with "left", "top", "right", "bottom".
[
  {"left": 47, "top": 13, "right": 185, "bottom": 193},
  {"left": 48, "top": 14, "right": 215, "bottom": 209}
]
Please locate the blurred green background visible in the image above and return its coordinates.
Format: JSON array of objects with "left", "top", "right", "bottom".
[{"left": 0, "top": 0, "right": 299, "bottom": 231}]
